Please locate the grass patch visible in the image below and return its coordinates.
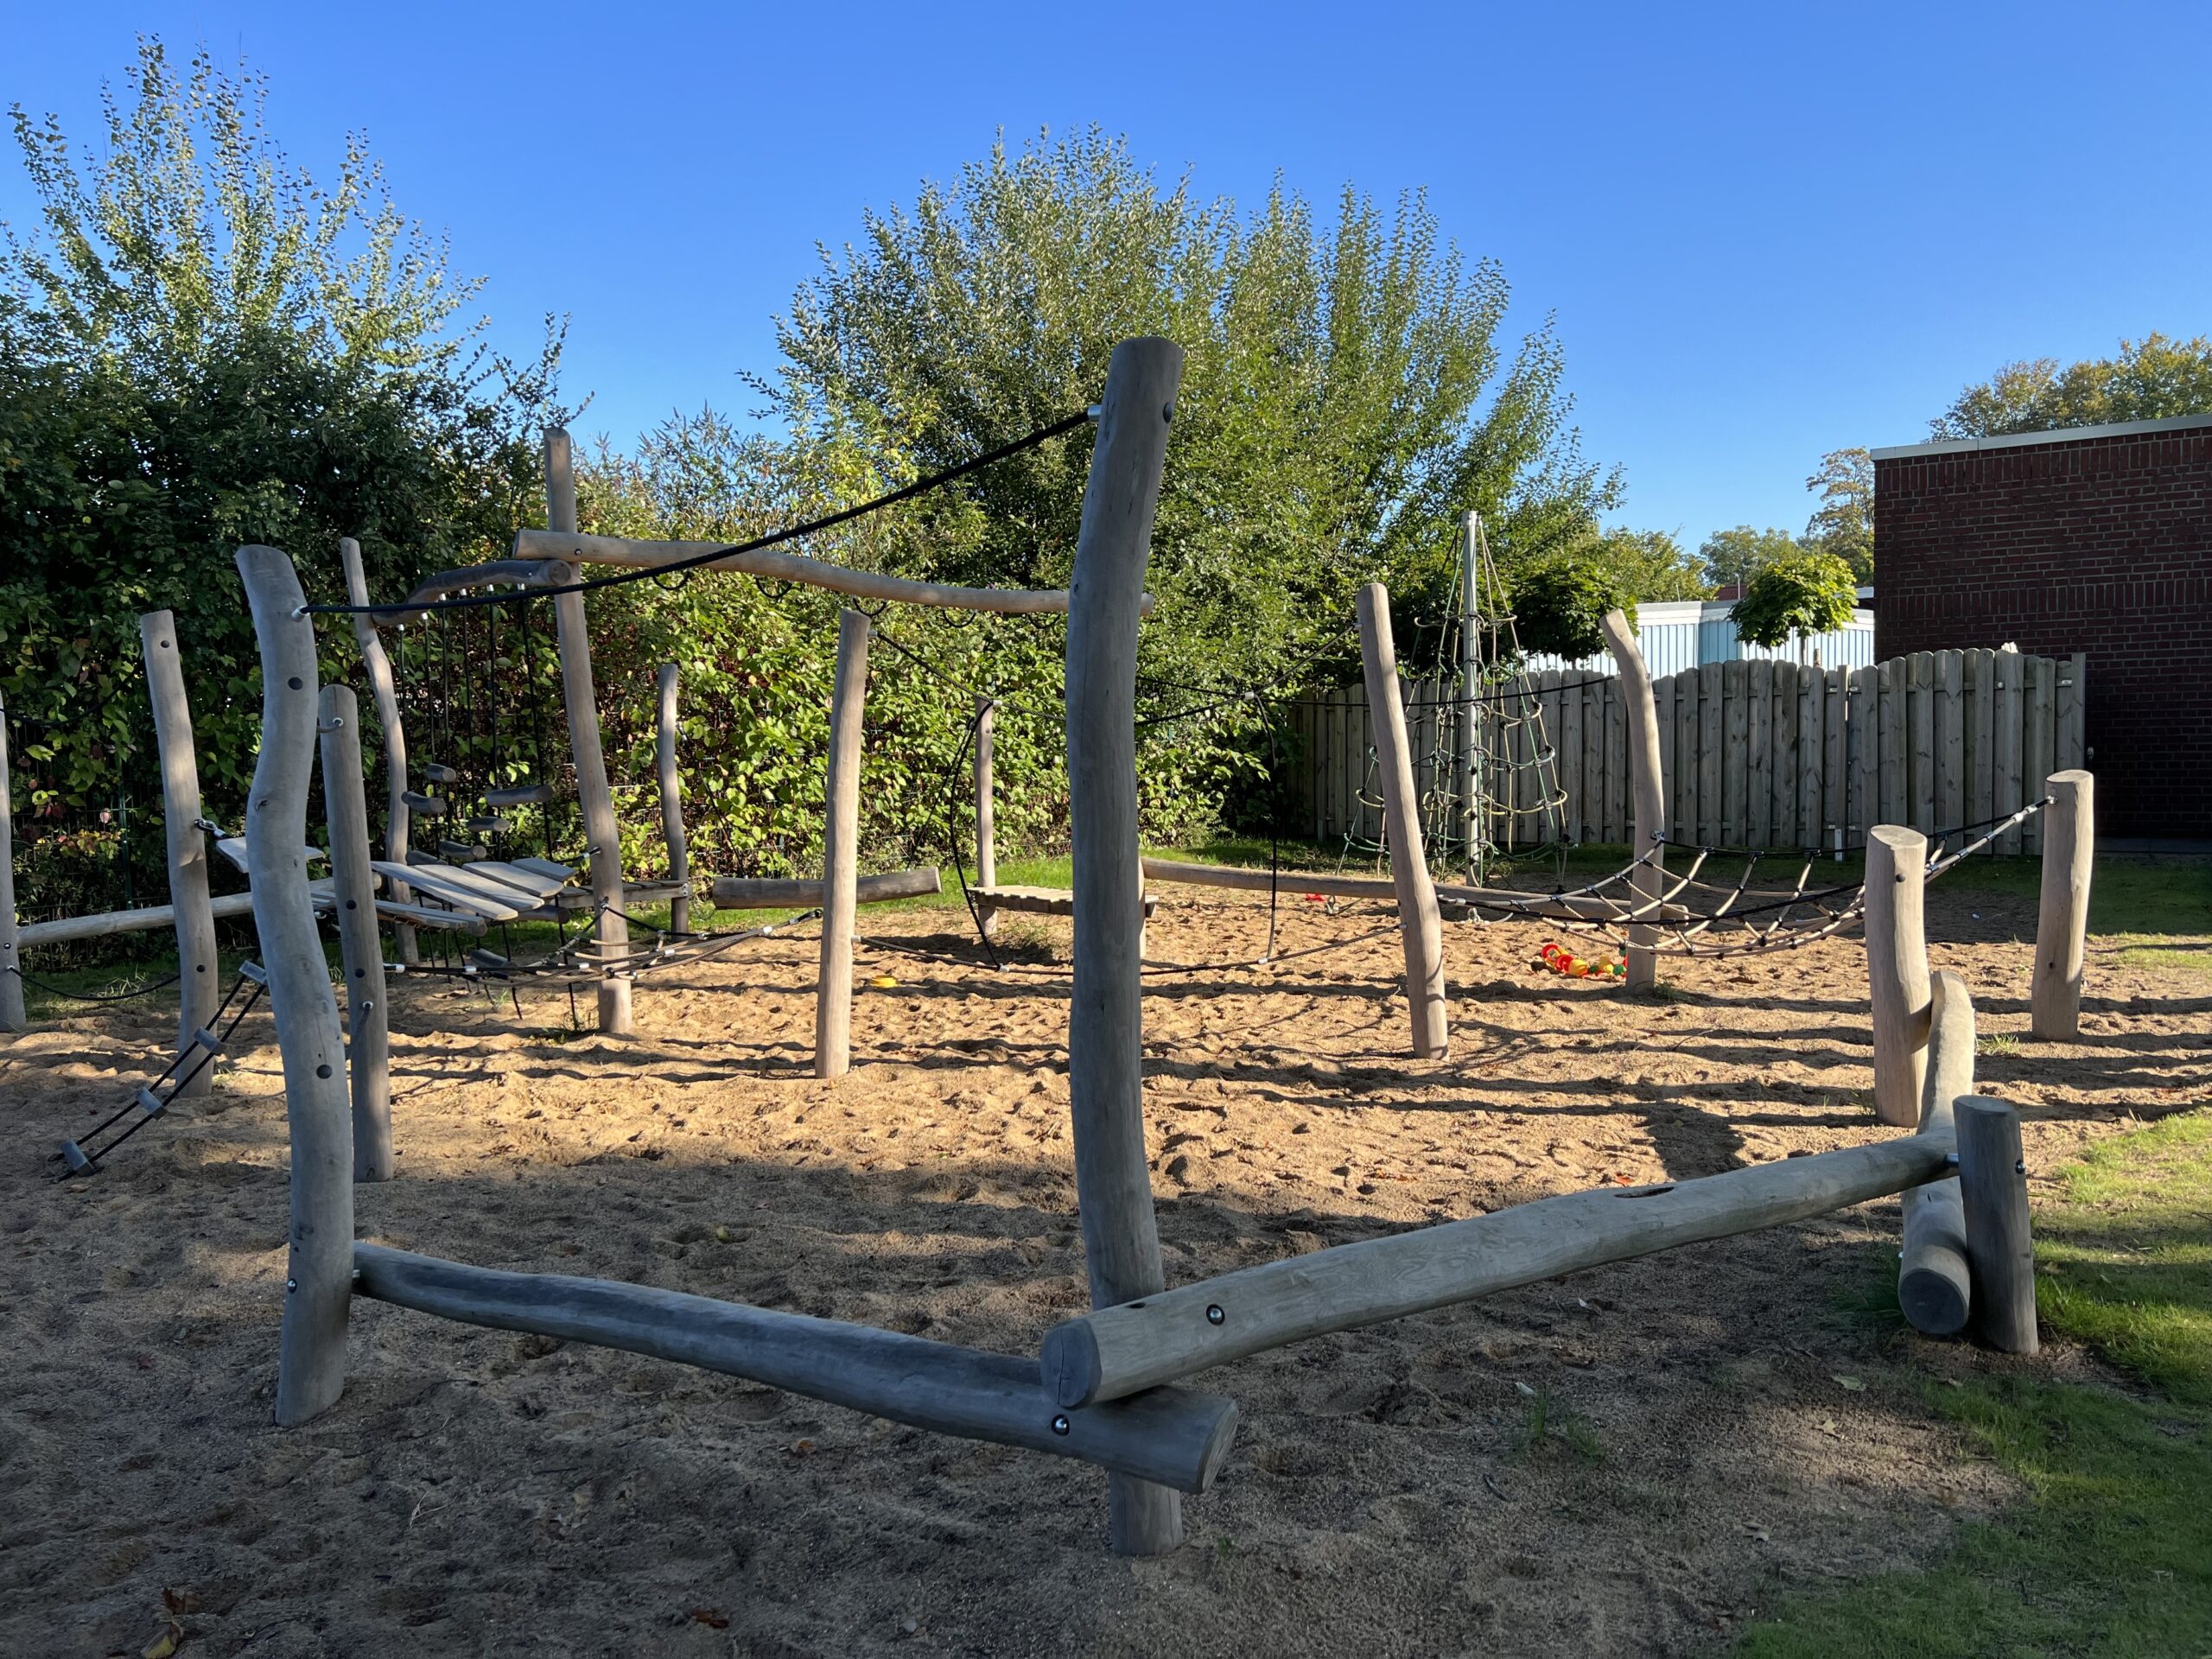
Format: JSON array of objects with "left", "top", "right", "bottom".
[
  {"left": 1513, "top": 1383, "right": 1605, "bottom": 1465},
  {"left": 1737, "top": 1110, "right": 2212, "bottom": 1655}
]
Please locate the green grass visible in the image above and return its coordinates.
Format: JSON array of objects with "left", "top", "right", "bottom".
[{"left": 1735, "top": 1111, "right": 2212, "bottom": 1656}]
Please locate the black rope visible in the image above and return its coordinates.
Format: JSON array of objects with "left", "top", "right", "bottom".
[
  {"left": 305, "top": 410, "right": 1098, "bottom": 620},
  {"left": 9, "top": 967, "right": 182, "bottom": 1002}
]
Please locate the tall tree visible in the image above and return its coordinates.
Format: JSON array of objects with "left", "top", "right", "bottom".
[
  {"left": 1802, "top": 447, "right": 1872, "bottom": 583},
  {"left": 1697, "top": 524, "right": 1799, "bottom": 590},
  {"left": 1930, "top": 334, "right": 2212, "bottom": 439}
]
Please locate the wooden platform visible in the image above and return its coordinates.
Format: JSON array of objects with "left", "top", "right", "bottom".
[{"left": 972, "top": 885, "right": 1157, "bottom": 919}]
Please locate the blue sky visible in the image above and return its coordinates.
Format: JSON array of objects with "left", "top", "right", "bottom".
[{"left": 6, "top": 3, "right": 2209, "bottom": 550}]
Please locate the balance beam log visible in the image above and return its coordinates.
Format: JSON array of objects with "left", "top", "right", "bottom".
[
  {"left": 237, "top": 545, "right": 353, "bottom": 1427},
  {"left": 18, "top": 891, "right": 260, "bottom": 949},
  {"left": 1958, "top": 1096, "right": 2038, "bottom": 1354},
  {"left": 353, "top": 1243, "right": 1236, "bottom": 1494},
  {"left": 1899, "top": 969, "right": 1974, "bottom": 1335},
  {"left": 1865, "top": 824, "right": 1931, "bottom": 1128},
  {"left": 340, "top": 537, "right": 417, "bottom": 966},
  {"left": 1139, "top": 858, "right": 1683, "bottom": 921},
  {"left": 1600, "top": 607, "right": 1666, "bottom": 991},
  {"left": 2030, "top": 770, "right": 2094, "bottom": 1040},
  {"left": 1041, "top": 1130, "right": 1956, "bottom": 1409},
  {"left": 710, "top": 868, "right": 940, "bottom": 910}
]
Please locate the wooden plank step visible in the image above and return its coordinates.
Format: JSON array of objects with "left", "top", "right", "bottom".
[
  {"left": 400, "top": 791, "right": 448, "bottom": 817},
  {"left": 513, "top": 856, "right": 578, "bottom": 880},
  {"left": 369, "top": 860, "right": 521, "bottom": 921},
  {"left": 420, "top": 763, "right": 461, "bottom": 785},
  {"left": 485, "top": 783, "right": 556, "bottom": 809},
  {"left": 462, "top": 860, "right": 572, "bottom": 901}
]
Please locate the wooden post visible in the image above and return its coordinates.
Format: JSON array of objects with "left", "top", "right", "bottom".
[
  {"left": 138, "top": 611, "right": 221, "bottom": 1096},
  {"left": 544, "top": 430, "right": 632, "bottom": 1034},
  {"left": 1899, "top": 969, "right": 1974, "bottom": 1335},
  {"left": 1865, "top": 824, "right": 1930, "bottom": 1128},
  {"left": 234, "top": 546, "right": 352, "bottom": 1426},
  {"left": 1957, "top": 1096, "right": 2037, "bottom": 1353},
  {"left": 0, "top": 691, "right": 22, "bottom": 1033},
  {"left": 1357, "top": 584, "right": 1450, "bottom": 1058},
  {"left": 317, "top": 683, "right": 393, "bottom": 1183},
  {"left": 815, "top": 611, "right": 871, "bottom": 1078},
  {"left": 2030, "top": 770, "right": 2094, "bottom": 1040},
  {"left": 1600, "top": 609, "right": 1664, "bottom": 991},
  {"left": 975, "top": 694, "right": 999, "bottom": 939},
  {"left": 339, "top": 537, "right": 417, "bottom": 966},
  {"left": 1066, "top": 336, "right": 1185, "bottom": 1556},
  {"left": 655, "top": 664, "right": 690, "bottom": 936}
]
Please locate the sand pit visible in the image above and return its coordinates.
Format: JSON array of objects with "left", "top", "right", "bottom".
[{"left": 3, "top": 879, "right": 2204, "bottom": 1656}]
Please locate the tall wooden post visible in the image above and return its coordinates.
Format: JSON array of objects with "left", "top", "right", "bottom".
[
  {"left": 1899, "top": 969, "right": 1974, "bottom": 1335},
  {"left": 234, "top": 546, "right": 353, "bottom": 1426},
  {"left": 1865, "top": 824, "right": 1930, "bottom": 1128},
  {"left": 974, "top": 694, "right": 999, "bottom": 939},
  {"left": 815, "top": 611, "right": 870, "bottom": 1079},
  {"left": 1066, "top": 337, "right": 1185, "bottom": 1556},
  {"left": 544, "top": 430, "right": 632, "bottom": 1034},
  {"left": 340, "top": 536, "right": 416, "bottom": 966},
  {"left": 656, "top": 664, "right": 691, "bottom": 936},
  {"left": 1957, "top": 1096, "right": 2037, "bottom": 1353},
  {"left": 0, "top": 692, "right": 22, "bottom": 1033},
  {"left": 139, "top": 611, "right": 221, "bottom": 1096},
  {"left": 1357, "top": 583, "right": 1450, "bottom": 1059},
  {"left": 1600, "top": 608, "right": 1665, "bottom": 992},
  {"left": 2030, "top": 769, "right": 2093, "bottom": 1040},
  {"left": 318, "top": 683, "right": 393, "bottom": 1182}
]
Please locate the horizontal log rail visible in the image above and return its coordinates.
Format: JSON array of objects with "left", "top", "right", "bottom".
[
  {"left": 1138, "top": 857, "right": 1686, "bottom": 921},
  {"left": 353, "top": 1243, "right": 1236, "bottom": 1493},
  {"left": 709, "top": 867, "right": 940, "bottom": 910},
  {"left": 19, "top": 891, "right": 258, "bottom": 949},
  {"left": 1041, "top": 1131, "right": 1955, "bottom": 1408}
]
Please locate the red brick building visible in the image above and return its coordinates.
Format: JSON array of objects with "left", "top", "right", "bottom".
[{"left": 1872, "top": 414, "right": 2212, "bottom": 840}]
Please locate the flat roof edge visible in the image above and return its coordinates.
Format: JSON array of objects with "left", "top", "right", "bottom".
[{"left": 1872, "top": 410, "right": 2212, "bottom": 461}]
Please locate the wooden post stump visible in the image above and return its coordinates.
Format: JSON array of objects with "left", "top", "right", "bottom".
[
  {"left": 1957, "top": 1095, "right": 2038, "bottom": 1353},
  {"left": 1066, "top": 337, "right": 1185, "bottom": 1556},
  {"left": 1865, "top": 824, "right": 1930, "bottom": 1128},
  {"left": 340, "top": 537, "right": 417, "bottom": 966},
  {"left": 0, "top": 692, "right": 22, "bottom": 1033},
  {"left": 815, "top": 611, "right": 870, "bottom": 1079},
  {"left": 656, "top": 664, "right": 691, "bottom": 936},
  {"left": 1600, "top": 607, "right": 1665, "bottom": 992},
  {"left": 318, "top": 683, "right": 393, "bottom": 1182},
  {"left": 975, "top": 695, "right": 999, "bottom": 940},
  {"left": 2030, "top": 769, "right": 2093, "bottom": 1040},
  {"left": 1899, "top": 969, "right": 1974, "bottom": 1335},
  {"left": 139, "top": 611, "right": 221, "bottom": 1096},
  {"left": 1357, "top": 583, "right": 1449, "bottom": 1058},
  {"left": 235, "top": 546, "right": 353, "bottom": 1425}
]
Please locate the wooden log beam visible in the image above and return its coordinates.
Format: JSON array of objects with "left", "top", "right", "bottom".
[
  {"left": 1065, "top": 336, "right": 1185, "bottom": 1556},
  {"left": 1357, "top": 583, "right": 1449, "bottom": 1058},
  {"left": 339, "top": 537, "right": 417, "bottom": 966},
  {"left": 511, "top": 529, "right": 1154, "bottom": 617},
  {"left": 1899, "top": 969, "right": 1974, "bottom": 1335},
  {"left": 975, "top": 695, "right": 999, "bottom": 940},
  {"left": 353, "top": 1243, "right": 1236, "bottom": 1493},
  {"left": 1599, "top": 608, "right": 1665, "bottom": 991},
  {"left": 1041, "top": 1131, "right": 1955, "bottom": 1409},
  {"left": 815, "top": 611, "right": 871, "bottom": 1078},
  {"left": 1135, "top": 857, "right": 1685, "bottom": 921},
  {"left": 543, "top": 429, "right": 632, "bottom": 1034},
  {"left": 317, "top": 684, "right": 393, "bottom": 1183},
  {"left": 19, "top": 891, "right": 259, "bottom": 948},
  {"left": 397, "top": 559, "right": 563, "bottom": 612},
  {"left": 1958, "top": 1096, "right": 2038, "bottom": 1353},
  {"left": 140, "top": 611, "right": 222, "bottom": 1094},
  {"left": 655, "top": 664, "right": 691, "bottom": 936},
  {"left": 1865, "top": 824, "right": 1931, "bottom": 1128},
  {"left": 711, "top": 868, "right": 939, "bottom": 910},
  {"left": 235, "top": 545, "right": 353, "bottom": 1427},
  {"left": 2030, "top": 769, "right": 2094, "bottom": 1040},
  {"left": 0, "top": 691, "right": 21, "bottom": 1032}
]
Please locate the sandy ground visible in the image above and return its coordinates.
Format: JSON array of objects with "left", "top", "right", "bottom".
[{"left": 2, "top": 877, "right": 2205, "bottom": 1658}]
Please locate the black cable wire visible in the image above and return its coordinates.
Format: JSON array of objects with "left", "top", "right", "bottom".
[{"left": 10, "top": 967, "right": 182, "bottom": 1002}]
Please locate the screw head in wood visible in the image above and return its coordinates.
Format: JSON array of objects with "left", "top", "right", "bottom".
[{"left": 1206, "top": 1304, "right": 1225, "bottom": 1326}]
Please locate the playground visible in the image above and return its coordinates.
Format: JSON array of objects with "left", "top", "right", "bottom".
[{"left": 4, "top": 859, "right": 2204, "bottom": 1654}]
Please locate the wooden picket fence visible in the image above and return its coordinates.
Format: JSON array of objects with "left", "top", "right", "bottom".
[{"left": 1290, "top": 649, "right": 2087, "bottom": 856}]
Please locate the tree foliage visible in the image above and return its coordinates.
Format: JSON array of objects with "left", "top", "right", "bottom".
[
  {"left": 1585, "top": 526, "right": 1711, "bottom": 602},
  {"left": 1728, "top": 548, "right": 1857, "bottom": 650},
  {"left": 1697, "top": 524, "right": 1800, "bottom": 590},
  {"left": 1507, "top": 556, "right": 1638, "bottom": 660},
  {"left": 1930, "top": 334, "right": 2212, "bottom": 440},
  {"left": 1802, "top": 446, "right": 1872, "bottom": 583}
]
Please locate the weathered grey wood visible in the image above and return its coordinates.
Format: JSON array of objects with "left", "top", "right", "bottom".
[
  {"left": 137, "top": 612, "right": 221, "bottom": 1090},
  {"left": 1899, "top": 969, "right": 1975, "bottom": 1335},
  {"left": 368, "top": 861, "right": 521, "bottom": 921},
  {"left": 1957, "top": 1096, "right": 2038, "bottom": 1353},
  {"left": 1799, "top": 664, "right": 1825, "bottom": 850},
  {"left": 1560, "top": 664, "right": 1586, "bottom": 842},
  {"left": 509, "top": 528, "right": 1142, "bottom": 617},
  {"left": 1600, "top": 610, "right": 1663, "bottom": 990},
  {"left": 1910, "top": 652, "right": 1936, "bottom": 835},
  {"left": 1676, "top": 667, "right": 1700, "bottom": 845},
  {"left": 18, "top": 891, "right": 259, "bottom": 948},
  {"left": 2057, "top": 653, "right": 2087, "bottom": 771},
  {"left": 969, "top": 883, "right": 1156, "bottom": 920},
  {"left": 1654, "top": 674, "right": 1677, "bottom": 853},
  {"left": 339, "top": 537, "right": 417, "bottom": 966},
  {"left": 1995, "top": 647, "right": 2024, "bottom": 855},
  {"left": 1825, "top": 667, "right": 1848, "bottom": 853},
  {"left": 1579, "top": 672, "right": 1603, "bottom": 844},
  {"left": 1722, "top": 659, "right": 1749, "bottom": 844},
  {"left": 1851, "top": 664, "right": 1880, "bottom": 843},
  {"left": 1771, "top": 661, "right": 1797, "bottom": 847},
  {"left": 235, "top": 546, "right": 353, "bottom": 1427},
  {"left": 1747, "top": 659, "right": 1772, "bottom": 849},
  {"left": 1878, "top": 657, "right": 1907, "bottom": 830},
  {"left": 1042, "top": 1131, "right": 1955, "bottom": 1408},
  {"left": 396, "top": 559, "right": 564, "bottom": 610},
  {"left": 543, "top": 434, "right": 632, "bottom": 1033},
  {"left": 1937, "top": 650, "right": 1965, "bottom": 838},
  {"left": 1866, "top": 824, "right": 1932, "bottom": 1128},
  {"left": 1065, "top": 337, "right": 1185, "bottom": 1556},
  {"left": 353, "top": 1243, "right": 1236, "bottom": 1492},
  {"left": 1137, "top": 857, "right": 1675, "bottom": 919},
  {"left": 1698, "top": 661, "right": 1723, "bottom": 847},
  {"left": 2031, "top": 770, "right": 2094, "bottom": 1039},
  {"left": 460, "top": 860, "right": 570, "bottom": 901},
  {"left": 1968, "top": 649, "right": 1995, "bottom": 832},
  {"left": 316, "top": 684, "right": 392, "bottom": 1183},
  {"left": 654, "top": 664, "right": 690, "bottom": 935},
  {"left": 2024, "top": 654, "right": 2055, "bottom": 856},
  {"left": 1603, "top": 674, "right": 1627, "bottom": 844},
  {"left": 1455, "top": 513, "right": 1480, "bottom": 855},
  {"left": 1357, "top": 583, "right": 1450, "bottom": 1058},
  {"left": 975, "top": 695, "right": 998, "bottom": 939},
  {"left": 815, "top": 610, "right": 871, "bottom": 1079},
  {"left": 0, "top": 693, "right": 22, "bottom": 1032},
  {"left": 711, "top": 868, "right": 939, "bottom": 909}
]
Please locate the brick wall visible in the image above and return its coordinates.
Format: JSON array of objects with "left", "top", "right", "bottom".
[{"left": 1875, "top": 422, "right": 2212, "bottom": 839}]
